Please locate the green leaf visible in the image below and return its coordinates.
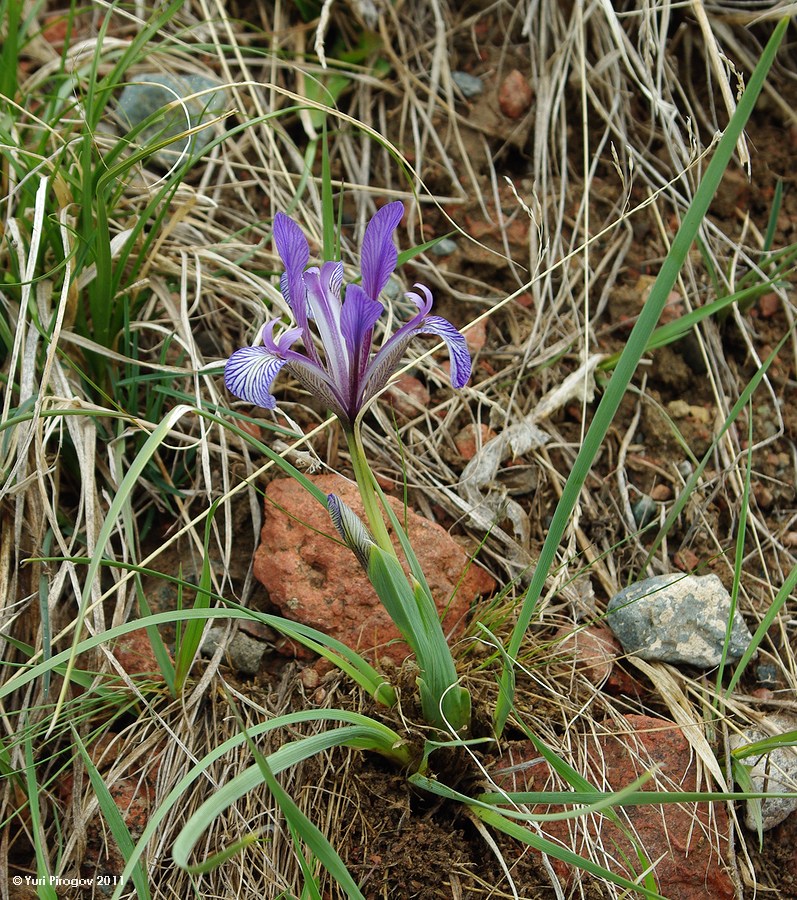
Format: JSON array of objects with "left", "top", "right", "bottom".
[
  {"left": 72, "top": 728, "right": 151, "bottom": 899},
  {"left": 494, "top": 16, "right": 791, "bottom": 736}
]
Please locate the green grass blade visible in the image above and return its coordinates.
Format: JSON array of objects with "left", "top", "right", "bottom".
[
  {"left": 494, "top": 16, "right": 790, "bottom": 736},
  {"left": 22, "top": 730, "right": 58, "bottom": 900},
  {"left": 71, "top": 728, "right": 151, "bottom": 899},
  {"left": 173, "top": 499, "right": 219, "bottom": 694}
]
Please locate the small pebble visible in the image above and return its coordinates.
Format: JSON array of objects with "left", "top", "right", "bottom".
[
  {"left": 650, "top": 483, "right": 673, "bottom": 502},
  {"left": 452, "top": 71, "right": 484, "bottom": 99},
  {"left": 755, "top": 663, "right": 778, "bottom": 686},
  {"left": 498, "top": 69, "right": 533, "bottom": 119},
  {"left": 758, "top": 292, "right": 780, "bottom": 318},
  {"left": 432, "top": 237, "right": 458, "bottom": 256},
  {"left": 753, "top": 482, "right": 774, "bottom": 510},
  {"left": 632, "top": 495, "right": 657, "bottom": 528},
  {"left": 300, "top": 667, "right": 320, "bottom": 690}
]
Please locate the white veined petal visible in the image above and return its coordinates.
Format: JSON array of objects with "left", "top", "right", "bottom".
[{"left": 224, "top": 346, "right": 287, "bottom": 409}]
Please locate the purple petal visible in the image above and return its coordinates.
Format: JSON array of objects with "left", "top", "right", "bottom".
[
  {"left": 416, "top": 315, "right": 472, "bottom": 388},
  {"left": 359, "top": 289, "right": 471, "bottom": 409},
  {"left": 360, "top": 201, "right": 404, "bottom": 300},
  {"left": 273, "top": 214, "right": 311, "bottom": 326},
  {"left": 341, "top": 284, "right": 383, "bottom": 355},
  {"left": 304, "top": 266, "right": 350, "bottom": 388},
  {"left": 224, "top": 346, "right": 288, "bottom": 409},
  {"left": 273, "top": 213, "right": 310, "bottom": 284},
  {"left": 261, "top": 319, "right": 303, "bottom": 354}
]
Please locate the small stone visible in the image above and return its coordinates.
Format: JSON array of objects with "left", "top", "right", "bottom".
[
  {"left": 667, "top": 399, "right": 712, "bottom": 424},
  {"left": 113, "top": 631, "right": 162, "bottom": 680},
  {"left": 758, "top": 293, "right": 780, "bottom": 318},
  {"left": 606, "top": 573, "right": 754, "bottom": 668},
  {"left": 730, "top": 713, "right": 797, "bottom": 831},
  {"left": 674, "top": 548, "right": 700, "bottom": 572},
  {"left": 676, "top": 460, "right": 693, "bottom": 479},
  {"left": 632, "top": 495, "right": 657, "bottom": 528},
  {"left": 552, "top": 625, "right": 620, "bottom": 685},
  {"left": 384, "top": 276, "right": 403, "bottom": 301},
  {"left": 756, "top": 663, "right": 778, "bottom": 686},
  {"left": 784, "top": 532, "right": 797, "bottom": 549},
  {"left": 451, "top": 71, "right": 484, "bottom": 98},
  {"left": 300, "top": 667, "right": 320, "bottom": 690},
  {"left": 454, "top": 423, "right": 495, "bottom": 461},
  {"left": 753, "top": 482, "right": 775, "bottom": 510},
  {"left": 117, "top": 73, "right": 228, "bottom": 168},
  {"left": 431, "top": 237, "right": 457, "bottom": 256},
  {"left": 650, "top": 483, "right": 673, "bottom": 502},
  {"left": 498, "top": 69, "right": 533, "bottom": 119},
  {"left": 200, "top": 626, "right": 266, "bottom": 675}
]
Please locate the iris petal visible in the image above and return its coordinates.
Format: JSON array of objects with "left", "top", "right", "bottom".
[
  {"left": 415, "top": 315, "right": 472, "bottom": 389},
  {"left": 273, "top": 213, "right": 310, "bottom": 295},
  {"left": 360, "top": 201, "right": 404, "bottom": 300},
  {"left": 224, "top": 346, "right": 288, "bottom": 409},
  {"left": 341, "top": 284, "right": 383, "bottom": 355}
]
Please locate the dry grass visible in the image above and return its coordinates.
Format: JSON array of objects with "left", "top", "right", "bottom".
[{"left": 1, "top": 0, "right": 796, "bottom": 897}]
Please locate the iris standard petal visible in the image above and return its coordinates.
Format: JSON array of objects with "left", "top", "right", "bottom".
[
  {"left": 273, "top": 213, "right": 312, "bottom": 338},
  {"left": 360, "top": 201, "right": 404, "bottom": 300},
  {"left": 224, "top": 346, "right": 288, "bottom": 409},
  {"left": 341, "top": 284, "right": 383, "bottom": 356}
]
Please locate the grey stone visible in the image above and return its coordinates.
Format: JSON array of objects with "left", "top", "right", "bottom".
[
  {"left": 200, "top": 626, "right": 266, "bottom": 676},
  {"left": 730, "top": 713, "right": 797, "bottom": 831},
  {"left": 452, "top": 71, "right": 484, "bottom": 99},
  {"left": 432, "top": 237, "right": 457, "bottom": 257},
  {"left": 117, "top": 74, "right": 228, "bottom": 168},
  {"left": 606, "top": 573, "right": 753, "bottom": 668},
  {"left": 632, "top": 494, "right": 657, "bottom": 528}
]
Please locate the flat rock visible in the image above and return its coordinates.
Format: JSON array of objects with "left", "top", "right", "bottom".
[
  {"left": 606, "top": 573, "right": 753, "bottom": 668},
  {"left": 200, "top": 626, "right": 267, "bottom": 676},
  {"left": 255, "top": 474, "right": 495, "bottom": 664},
  {"left": 117, "top": 73, "right": 228, "bottom": 168},
  {"left": 730, "top": 713, "right": 797, "bottom": 831},
  {"left": 490, "top": 715, "right": 735, "bottom": 899}
]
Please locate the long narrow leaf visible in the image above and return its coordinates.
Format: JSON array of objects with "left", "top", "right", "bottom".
[{"left": 494, "top": 16, "right": 790, "bottom": 735}]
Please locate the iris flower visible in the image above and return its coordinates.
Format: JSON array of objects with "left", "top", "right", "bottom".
[{"left": 224, "top": 201, "right": 471, "bottom": 429}]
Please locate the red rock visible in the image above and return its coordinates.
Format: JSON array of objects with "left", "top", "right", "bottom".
[
  {"left": 758, "top": 292, "right": 780, "bottom": 317},
  {"left": 650, "top": 483, "right": 673, "bottom": 502},
  {"left": 674, "top": 548, "right": 700, "bottom": 572},
  {"left": 490, "top": 716, "right": 734, "bottom": 898},
  {"left": 83, "top": 776, "right": 156, "bottom": 878},
  {"left": 454, "top": 423, "right": 496, "bottom": 461},
  {"left": 384, "top": 373, "right": 430, "bottom": 419},
  {"left": 112, "top": 630, "right": 162, "bottom": 679},
  {"left": 551, "top": 625, "right": 620, "bottom": 685},
  {"left": 498, "top": 70, "right": 533, "bottom": 119},
  {"left": 254, "top": 474, "right": 495, "bottom": 663}
]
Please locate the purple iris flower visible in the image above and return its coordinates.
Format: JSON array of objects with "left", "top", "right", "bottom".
[{"left": 224, "top": 201, "right": 471, "bottom": 428}]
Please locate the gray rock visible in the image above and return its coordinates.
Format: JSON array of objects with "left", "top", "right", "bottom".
[
  {"left": 632, "top": 494, "right": 657, "bottom": 528},
  {"left": 606, "top": 573, "right": 753, "bottom": 668},
  {"left": 431, "top": 237, "right": 457, "bottom": 257},
  {"left": 730, "top": 713, "right": 797, "bottom": 831},
  {"left": 452, "top": 71, "right": 484, "bottom": 99},
  {"left": 117, "top": 73, "right": 228, "bottom": 168},
  {"left": 200, "top": 626, "right": 266, "bottom": 675}
]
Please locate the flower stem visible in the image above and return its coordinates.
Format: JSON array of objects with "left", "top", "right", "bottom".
[{"left": 345, "top": 426, "right": 397, "bottom": 559}]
